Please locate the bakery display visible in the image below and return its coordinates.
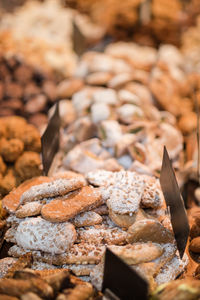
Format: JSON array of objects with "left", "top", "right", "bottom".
[
  {"left": 0, "top": 0, "right": 200, "bottom": 298},
  {"left": 0, "top": 169, "right": 188, "bottom": 295}
]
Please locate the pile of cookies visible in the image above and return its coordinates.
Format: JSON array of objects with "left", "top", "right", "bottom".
[
  {"left": 0, "top": 254, "right": 95, "bottom": 300},
  {"left": 1, "top": 169, "right": 187, "bottom": 292},
  {"left": 0, "top": 0, "right": 105, "bottom": 77},
  {"left": 48, "top": 43, "right": 185, "bottom": 180},
  {"left": 0, "top": 116, "right": 41, "bottom": 199}
]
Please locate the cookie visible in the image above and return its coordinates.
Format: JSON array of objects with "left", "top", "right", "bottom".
[
  {"left": 2, "top": 177, "right": 49, "bottom": 213},
  {"left": 76, "top": 225, "right": 127, "bottom": 245},
  {"left": 127, "top": 219, "right": 174, "bottom": 244},
  {"left": 141, "top": 176, "right": 162, "bottom": 209},
  {"left": 0, "top": 258, "right": 18, "bottom": 278},
  {"left": 20, "top": 176, "right": 87, "bottom": 204},
  {"left": 41, "top": 186, "right": 103, "bottom": 222},
  {"left": 15, "top": 217, "right": 76, "bottom": 254},
  {"left": 108, "top": 243, "right": 163, "bottom": 265},
  {"left": 87, "top": 170, "right": 145, "bottom": 215},
  {"left": 8, "top": 243, "right": 105, "bottom": 265},
  {"left": 15, "top": 202, "right": 42, "bottom": 218},
  {"left": 72, "top": 211, "right": 102, "bottom": 227}
]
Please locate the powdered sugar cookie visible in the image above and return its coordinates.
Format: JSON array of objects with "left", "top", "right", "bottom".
[
  {"left": 0, "top": 257, "right": 18, "bottom": 278},
  {"left": 15, "top": 217, "right": 76, "bottom": 254},
  {"left": 41, "top": 186, "right": 103, "bottom": 222},
  {"left": 141, "top": 176, "right": 162, "bottom": 209},
  {"left": 8, "top": 243, "right": 105, "bottom": 265},
  {"left": 76, "top": 225, "right": 127, "bottom": 245},
  {"left": 15, "top": 202, "right": 42, "bottom": 218},
  {"left": 20, "top": 176, "right": 87, "bottom": 204},
  {"left": 2, "top": 176, "right": 49, "bottom": 213},
  {"left": 72, "top": 211, "right": 102, "bottom": 227}
]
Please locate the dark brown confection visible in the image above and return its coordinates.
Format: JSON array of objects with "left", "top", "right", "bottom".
[{"left": 14, "top": 151, "right": 41, "bottom": 181}]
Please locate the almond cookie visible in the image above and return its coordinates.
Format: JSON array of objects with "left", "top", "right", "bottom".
[
  {"left": 8, "top": 243, "right": 105, "bottom": 265},
  {"left": 41, "top": 186, "right": 103, "bottom": 222},
  {"left": 72, "top": 211, "right": 102, "bottom": 227},
  {"left": 15, "top": 217, "right": 76, "bottom": 255},
  {"left": 15, "top": 202, "right": 42, "bottom": 218},
  {"left": 76, "top": 225, "right": 127, "bottom": 245},
  {"left": 2, "top": 176, "right": 49, "bottom": 213},
  {"left": 0, "top": 258, "right": 18, "bottom": 278},
  {"left": 108, "top": 243, "right": 163, "bottom": 265},
  {"left": 20, "top": 176, "right": 87, "bottom": 204},
  {"left": 127, "top": 219, "right": 174, "bottom": 244},
  {"left": 141, "top": 176, "right": 162, "bottom": 209}
]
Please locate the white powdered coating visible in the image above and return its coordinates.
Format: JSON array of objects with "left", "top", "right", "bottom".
[
  {"left": 87, "top": 170, "right": 163, "bottom": 214},
  {"left": 140, "top": 176, "right": 161, "bottom": 208},
  {"left": 16, "top": 201, "right": 42, "bottom": 218},
  {"left": 100, "top": 120, "right": 122, "bottom": 147},
  {"left": 6, "top": 215, "right": 23, "bottom": 225},
  {"left": 90, "top": 261, "right": 104, "bottom": 291},
  {"left": 76, "top": 225, "right": 127, "bottom": 245},
  {"left": 8, "top": 243, "right": 105, "bottom": 265},
  {"left": 0, "top": 257, "right": 18, "bottom": 278},
  {"left": 31, "top": 262, "right": 58, "bottom": 270},
  {"left": 155, "top": 253, "right": 188, "bottom": 285},
  {"left": 4, "top": 227, "right": 17, "bottom": 243},
  {"left": 72, "top": 211, "right": 102, "bottom": 227},
  {"left": 20, "top": 177, "right": 86, "bottom": 203},
  {"left": 15, "top": 217, "right": 76, "bottom": 254}
]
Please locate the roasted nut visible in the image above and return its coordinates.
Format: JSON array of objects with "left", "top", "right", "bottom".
[
  {"left": 14, "top": 151, "right": 42, "bottom": 181},
  {"left": 190, "top": 237, "right": 200, "bottom": 253},
  {"left": 190, "top": 224, "right": 200, "bottom": 239},
  {"left": 0, "top": 139, "right": 24, "bottom": 162}
]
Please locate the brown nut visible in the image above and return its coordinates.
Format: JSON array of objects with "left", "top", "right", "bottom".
[
  {"left": 14, "top": 151, "right": 42, "bottom": 181},
  {"left": 190, "top": 223, "right": 200, "bottom": 239},
  {"left": 0, "top": 139, "right": 24, "bottom": 162},
  {"left": 190, "top": 237, "right": 200, "bottom": 253}
]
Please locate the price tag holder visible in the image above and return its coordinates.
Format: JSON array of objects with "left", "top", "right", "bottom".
[
  {"left": 41, "top": 102, "right": 60, "bottom": 175},
  {"left": 160, "top": 146, "right": 190, "bottom": 258},
  {"left": 102, "top": 248, "right": 148, "bottom": 300}
]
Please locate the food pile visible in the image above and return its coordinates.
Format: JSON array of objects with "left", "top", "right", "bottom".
[
  {"left": 66, "top": 0, "right": 200, "bottom": 46},
  {"left": 0, "top": 0, "right": 105, "bottom": 76},
  {"left": 0, "top": 116, "right": 41, "bottom": 200},
  {"left": 0, "top": 169, "right": 187, "bottom": 295},
  {"left": 0, "top": 254, "right": 96, "bottom": 299},
  {"left": 49, "top": 43, "right": 185, "bottom": 180}
]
